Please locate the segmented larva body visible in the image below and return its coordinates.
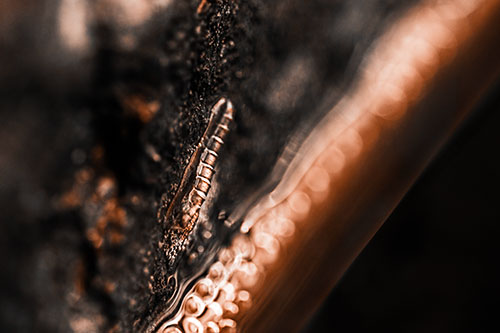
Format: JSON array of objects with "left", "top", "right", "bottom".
[
  {"left": 162, "top": 97, "right": 235, "bottom": 255},
  {"left": 179, "top": 98, "right": 235, "bottom": 233}
]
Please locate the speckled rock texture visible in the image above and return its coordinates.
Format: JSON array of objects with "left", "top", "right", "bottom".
[{"left": 0, "top": 0, "right": 417, "bottom": 331}]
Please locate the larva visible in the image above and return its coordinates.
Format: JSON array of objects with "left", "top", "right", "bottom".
[
  {"left": 180, "top": 97, "right": 234, "bottom": 231},
  {"left": 163, "top": 97, "right": 235, "bottom": 261}
]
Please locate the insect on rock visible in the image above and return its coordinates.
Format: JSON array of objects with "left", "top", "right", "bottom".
[{"left": 162, "top": 97, "right": 235, "bottom": 266}]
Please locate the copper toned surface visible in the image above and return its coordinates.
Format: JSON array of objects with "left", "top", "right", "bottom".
[
  {"left": 154, "top": 0, "right": 500, "bottom": 331},
  {"left": 238, "top": 1, "right": 500, "bottom": 332}
]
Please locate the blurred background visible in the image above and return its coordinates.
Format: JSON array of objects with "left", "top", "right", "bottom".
[
  {"left": 1, "top": 0, "right": 499, "bottom": 332},
  {"left": 305, "top": 82, "right": 500, "bottom": 332}
]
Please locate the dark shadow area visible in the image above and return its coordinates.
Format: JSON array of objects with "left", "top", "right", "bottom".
[{"left": 305, "top": 80, "right": 500, "bottom": 332}]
